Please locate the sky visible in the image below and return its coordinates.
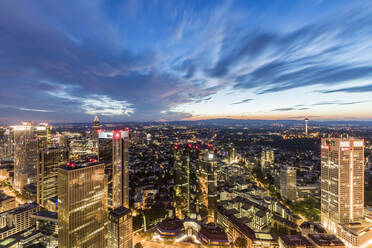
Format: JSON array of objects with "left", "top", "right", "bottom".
[{"left": 1, "top": 0, "right": 372, "bottom": 124}]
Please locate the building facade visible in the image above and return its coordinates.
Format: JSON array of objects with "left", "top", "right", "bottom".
[
  {"left": 108, "top": 206, "right": 133, "bottom": 248},
  {"left": 58, "top": 161, "right": 107, "bottom": 248},
  {"left": 37, "top": 147, "right": 68, "bottom": 208},
  {"left": 321, "top": 138, "right": 364, "bottom": 229},
  {"left": 280, "top": 166, "right": 297, "bottom": 202},
  {"left": 12, "top": 122, "right": 38, "bottom": 191}
]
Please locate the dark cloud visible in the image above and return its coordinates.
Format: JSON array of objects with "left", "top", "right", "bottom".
[
  {"left": 232, "top": 99, "right": 252, "bottom": 105},
  {"left": 207, "top": 32, "right": 277, "bottom": 78}
]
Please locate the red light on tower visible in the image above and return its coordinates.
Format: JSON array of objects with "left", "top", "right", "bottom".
[
  {"left": 174, "top": 144, "right": 179, "bottom": 150},
  {"left": 195, "top": 145, "right": 199, "bottom": 149},
  {"left": 114, "top": 131, "right": 121, "bottom": 139},
  {"left": 188, "top": 144, "right": 192, "bottom": 148},
  {"left": 125, "top": 127, "right": 129, "bottom": 131}
]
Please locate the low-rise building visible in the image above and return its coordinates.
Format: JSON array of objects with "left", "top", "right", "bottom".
[
  {"left": 307, "top": 234, "right": 344, "bottom": 248},
  {"left": 279, "top": 235, "right": 313, "bottom": 248},
  {"left": 0, "top": 203, "right": 40, "bottom": 240}
]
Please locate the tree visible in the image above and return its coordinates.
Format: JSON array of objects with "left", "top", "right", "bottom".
[
  {"left": 134, "top": 243, "right": 143, "bottom": 248},
  {"left": 234, "top": 237, "right": 247, "bottom": 248}
]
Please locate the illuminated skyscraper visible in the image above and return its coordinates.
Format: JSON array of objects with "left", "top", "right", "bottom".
[
  {"left": 280, "top": 166, "right": 297, "bottom": 202},
  {"left": 35, "top": 123, "right": 51, "bottom": 149},
  {"left": 112, "top": 130, "right": 129, "bottom": 209},
  {"left": 12, "top": 122, "right": 38, "bottom": 191},
  {"left": 321, "top": 138, "right": 364, "bottom": 231},
  {"left": 197, "top": 148, "right": 217, "bottom": 223},
  {"left": 0, "top": 127, "right": 13, "bottom": 161},
  {"left": 261, "top": 148, "right": 274, "bottom": 171},
  {"left": 58, "top": 161, "right": 107, "bottom": 248},
  {"left": 304, "top": 118, "right": 309, "bottom": 136},
  {"left": 109, "top": 130, "right": 132, "bottom": 248},
  {"left": 92, "top": 116, "right": 101, "bottom": 153},
  {"left": 173, "top": 144, "right": 191, "bottom": 218},
  {"left": 37, "top": 147, "right": 68, "bottom": 208},
  {"left": 108, "top": 206, "right": 133, "bottom": 248}
]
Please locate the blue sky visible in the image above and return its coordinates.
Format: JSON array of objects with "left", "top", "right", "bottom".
[{"left": 1, "top": 0, "right": 372, "bottom": 124}]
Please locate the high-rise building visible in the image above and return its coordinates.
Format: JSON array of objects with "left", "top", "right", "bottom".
[
  {"left": 12, "top": 122, "right": 38, "bottom": 191},
  {"left": 108, "top": 206, "right": 133, "bottom": 248},
  {"left": 37, "top": 147, "right": 68, "bottom": 208},
  {"left": 321, "top": 138, "right": 364, "bottom": 228},
  {"left": 0, "top": 127, "right": 13, "bottom": 161},
  {"left": 197, "top": 149, "right": 217, "bottom": 223},
  {"left": 108, "top": 130, "right": 132, "bottom": 248},
  {"left": 112, "top": 130, "right": 129, "bottom": 209},
  {"left": 280, "top": 166, "right": 297, "bottom": 202},
  {"left": 261, "top": 148, "right": 274, "bottom": 171},
  {"left": 92, "top": 116, "right": 101, "bottom": 153},
  {"left": 35, "top": 123, "right": 51, "bottom": 149},
  {"left": 173, "top": 144, "right": 192, "bottom": 219},
  {"left": 58, "top": 161, "right": 107, "bottom": 248},
  {"left": 321, "top": 137, "right": 372, "bottom": 248}
]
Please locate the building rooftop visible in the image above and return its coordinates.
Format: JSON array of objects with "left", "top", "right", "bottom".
[
  {"left": 307, "top": 234, "right": 344, "bottom": 246},
  {"left": 1, "top": 203, "right": 38, "bottom": 215},
  {"left": 59, "top": 160, "right": 103, "bottom": 170},
  {"left": 156, "top": 218, "right": 184, "bottom": 233},
  {"left": 32, "top": 211, "right": 58, "bottom": 222},
  {"left": 109, "top": 206, "right": 131, "bottom": 218},
  {"left": 280, "top": 235, "right": 313, "bottom": 247},
  {"left": 339, "top": 221, "right": 372, "bottom": 236},
  {"left": 300, "top": 221, "right": 326, "bottom": 234},
  {"left": 199, "top": 224, "right": 228, "bottom": 242}
]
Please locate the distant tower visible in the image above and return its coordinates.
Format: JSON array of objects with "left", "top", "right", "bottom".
[
  {"left": 304, "top": 118, "right": 309, "bottom": 136},
  {"left": 92, "top": 115, "right": 101, "bottom": 137},
  {"left": 92, "top": 116, "right": 101, "bottom": 153}
]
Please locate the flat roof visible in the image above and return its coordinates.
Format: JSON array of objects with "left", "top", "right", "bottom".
[
  {"left": 59, "top": 161, "right": 103, "bottom": 170},
  {"left": 339, "top": 221, "right": 372, "bottom": 235},
  {"left": 307, "top": 234, "right": 344, "bottom": 246},
  {"left": 110, "top": 206, "right": 131, "bottom": 218},
  {"left": 280, "top": 235, "right": 313, "bottom": 247}
]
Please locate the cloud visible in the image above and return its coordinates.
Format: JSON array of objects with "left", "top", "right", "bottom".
[
  {"left": 232, "top": 98, "right": 252, "bottom": 105},
  {"left": 0, "top": 104, "right": 53, "bottom": 113},
  {"left": 320, "top": 84, "right": 372, "bottom": 93},
  {"left": 272, "top": 107, "right": 296, "bottom": 112},
  {"left": 203, "top": 4, "right": 372, "bottom": 94}
]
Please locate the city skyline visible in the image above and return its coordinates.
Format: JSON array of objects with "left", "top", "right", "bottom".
[{"left": 1, "top": 0, "right": 372, "bottom": 124}]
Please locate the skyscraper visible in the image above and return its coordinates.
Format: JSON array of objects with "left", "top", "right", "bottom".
[
  {"left": 37, "top": 147, "right": 68, "bottom": 208},
  {"left": 109, "top": 130, "right": 132, "bottom": 248},
  {"left": 92, "top": 116, "right": 101, "bottom": 153},
  {"left": 12, "top": 122, "right": 38, "bottom": 191},
  {"left": 198, "top": 149, "right": 217, "bottom": 223},
  {"left": 173, "top": 144, "right": 191, "bottom": 218},
  {"left": 112, "top": 130, "right": 129, "bottom": 209},
  {"left": 261, "top": 148, "right": 274, "bottom": 171},
  {"left": 280, "top": 166, "right": 297, "bottom": 202},
  {"left": 35, "top": 123, "right": 51, "bottom": 149},
  {"left": 321, "top": 138, "right": 364, "bottom": 231},
  {"left": 108, "top": 206, "right": 133, "bottom": 248},
  {"left": 58, "top": 161, "right": 107, "bottom": 248},
  {"left": 0, "top": 127, "right": 13, "bottom": 161}
]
